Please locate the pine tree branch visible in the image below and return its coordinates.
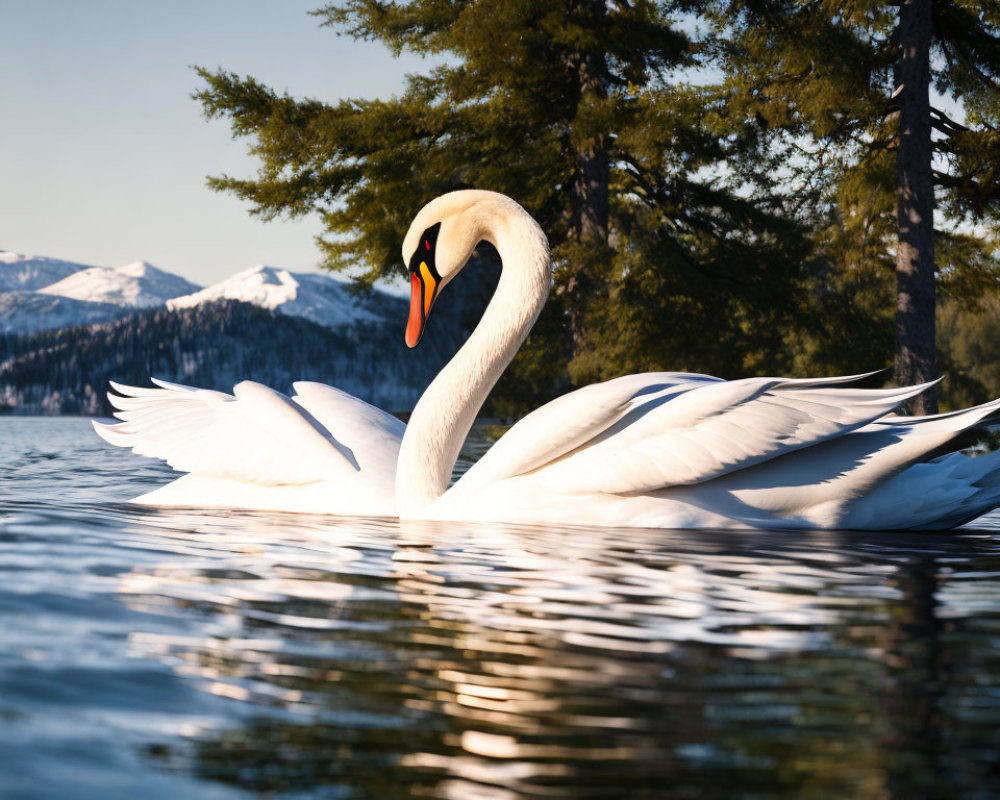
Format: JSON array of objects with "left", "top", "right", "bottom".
[
  {"left": 885, "top": 83, "right": 904, "bottom": 115},
  {"left": 932, "top": 169, "right": 960, "bottom": 187},
  {"left": 930, "top": 105, "right": 969, "bottom": 136}
]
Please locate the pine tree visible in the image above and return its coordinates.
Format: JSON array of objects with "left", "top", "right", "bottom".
[
  {"left": 194, "top": 1, "right": 811, "bottom": 408},
  {"left": 707, "top": 0, "right": 1000, "bottom": 413}
]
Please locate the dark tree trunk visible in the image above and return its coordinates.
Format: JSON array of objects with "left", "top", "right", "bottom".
[
  {"left": 567, "top": 137, "right": 609, "bottom": 348},
  {"left": 894, "top": 0, "right": 938, "bottom": 414},
  {"left": 566, "top": 0, "right": 610, "bottom": 350},
  {"left": 574, "top": 138, "right": 609, "bottom": 247}
]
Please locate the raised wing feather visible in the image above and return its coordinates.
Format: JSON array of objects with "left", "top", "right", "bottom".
[
  {"left": 675, "top": 394, "right": 1000, "bottom": 527},
  {"left": 454, "top": 371, "right": 932, "bottom": 499},
  {"left": 539, "top": 378, "right": 927, "bottom": 494},
  {"left": 93, "top": 379, "right": 360, "bottom": 486},
  {"left": 538, "top": 375, "right": 936, "bottom": 495},
  {"left": 291, "top": 381, "right": 404, "bottom": 478}
]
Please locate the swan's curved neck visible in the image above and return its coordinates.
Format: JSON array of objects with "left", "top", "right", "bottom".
[{"left": 396, "top": 203, "right": 551, "bottom": 515}]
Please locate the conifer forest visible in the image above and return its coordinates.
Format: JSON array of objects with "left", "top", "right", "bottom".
[
  {"left": 0, "top": 299, "right": 469, "bottom": 416},
  {"left": 194, "top": 0, "right": 1000, "bottom": 414}
]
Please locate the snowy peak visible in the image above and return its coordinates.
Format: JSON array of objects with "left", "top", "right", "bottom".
[
  {"left": 38, "top": 261, "right": 201, "bottom": 308},
  {"left": 115, "top": 260, "right": 158, "bottom": 277},
  {"left": 169, "top": 265, "right": 301, "bottom": 310},
  {"left": 168, "top": 265, "right": 388, "bottom": 329},
  {"left": 1, "top": 251, "right": 203, "bottom": 334},
  {"left": 0, "top": 251, "right": 88, "bottom": 292},
  {"left": 0, "top": 250, "right": 396, "bottom": 335}
]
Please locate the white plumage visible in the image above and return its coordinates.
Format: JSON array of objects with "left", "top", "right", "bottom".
[
  {"left": 95, "top": 191, "right": 1000, "bottom": 530},
  {"left": 426, "top": 372, "right": 1000, "bottom": 530},
  {"left": 94, "top": 379, "right": 401, "bottom": 516}
]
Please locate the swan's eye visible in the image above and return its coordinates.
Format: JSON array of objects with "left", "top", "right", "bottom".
[{"left": 409, "top": 221, "right": 441, "bottom": 279}]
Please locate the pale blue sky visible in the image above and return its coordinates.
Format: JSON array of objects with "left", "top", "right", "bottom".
[{"left": 0, "top": 0, "right": 425, "bottom": 286}]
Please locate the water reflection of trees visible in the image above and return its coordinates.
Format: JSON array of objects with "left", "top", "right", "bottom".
[
  {"left": 116, "top": 513, "right": 1000, "bottom": 799},
  {"left": 881, "top": 549, "right": 1000, "bottom": 799}
]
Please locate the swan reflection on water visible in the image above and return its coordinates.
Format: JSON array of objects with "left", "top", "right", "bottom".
[{"left": 103, "top": 506, "right": 1000, "bottom": 799}]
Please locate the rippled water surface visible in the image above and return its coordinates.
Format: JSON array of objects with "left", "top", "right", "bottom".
[{"left": 3, "top": 417, "right": 1000, "bottom": 799}]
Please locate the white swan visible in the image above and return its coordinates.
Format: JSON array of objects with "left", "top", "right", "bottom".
[{"left": 97, "top": 190, "right": 1000, "bottom": 530}]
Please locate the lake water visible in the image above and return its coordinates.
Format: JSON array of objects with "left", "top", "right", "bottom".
[{"left": 2, "top": 416, "right": 1000, "bottom": 799}]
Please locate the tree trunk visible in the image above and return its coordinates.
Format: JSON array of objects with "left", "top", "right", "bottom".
[
  {"left": 574, "top": 139, "right": 609, "bottom": 247},
  {"left": 894, "top": 0, "right": 938, "bottom": 414},
  {"left": 566, "top": 0, "right": 610, "bottom": 350},
  {"left": 567, "top": 138, "right": 609, "bottom": 348}
]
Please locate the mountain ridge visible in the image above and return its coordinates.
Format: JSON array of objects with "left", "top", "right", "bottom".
[
  {"left": 0, "top": 248, "right": 496, "bottom": 415},
  {"left": 0, "top": 252, "right": 88, "bottom": 292},
  {"left": 39, "top": 261, "right": 201, "bottom": 308},
  {"left": 167, "top": 264, "right": 392, "bottom": 329},
  {"left": 0, "top": 250, "right": 400, "bottom": 334}
]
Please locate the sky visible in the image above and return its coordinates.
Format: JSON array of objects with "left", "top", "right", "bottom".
[{"left": 0, "top": 0, "right": 427, "bottom": 287}]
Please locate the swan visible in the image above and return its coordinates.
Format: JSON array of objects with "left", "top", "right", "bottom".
[{"left": 97, "top": 190, "right": 1000, "bottom": 530}]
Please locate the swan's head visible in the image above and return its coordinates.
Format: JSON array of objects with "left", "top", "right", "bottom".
[{"left": 401, "top": 190, "right": 519, "bottom": 347}]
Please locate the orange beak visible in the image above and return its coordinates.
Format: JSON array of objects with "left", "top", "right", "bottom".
[{"left": 405, "top": 261, "right": 439, "bottom": 348}]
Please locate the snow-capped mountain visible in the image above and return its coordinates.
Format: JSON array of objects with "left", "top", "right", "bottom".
[
  {"left": 0, "top": 251, "right": 487, "bottom": 415},
  {"left": 0, "top": 292, "right": 131, "bottom": 335},
  {"left": 0, "top": 250, "right": 403, "bottom": 336},
  {"left": 167, "top": 265, "right": 392, "bottom": 329},
  {"left": 0, "top": 252, "right": 86, "bottom": 292},
  {"left": 0, "top": 251, "right": 205, "bottom": 335},
  {"left": 38, "top": 261, "right": 200, "bottom": 308}
]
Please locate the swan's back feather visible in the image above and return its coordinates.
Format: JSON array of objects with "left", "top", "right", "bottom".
[
  {"left": 453, "top": 373, "right": 937, "bottom": 502},
  {"left": 848, "top": 448, "right": 1000, "bottom": 529},
  {"left": 452, "top": 372, "right": 719, "bottom": 497},
  {"left": 94, "top": 380, "right": 364, "bottom": 486},
  {"left": 539, "top": 376, "right": 936, "bottom": 495},
  {"left": 663, "top": 395, "right": 1000, "bottom": 527}
]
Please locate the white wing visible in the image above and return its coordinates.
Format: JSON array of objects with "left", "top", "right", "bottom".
[
  {"left": 454, "top": 371, "right": 933, "bottom": 498},
  {"left": 291, "top": 380, "right": 404, "bottom": 480},
  {"left": 93, "top": 379, "right": 391, "bottom": 486},
  {"left": 451, "top": 372, "right": 719, "bottom": 497},
  {"left": 668, "top": 395, "right": 1000, "bottom": 528}
]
